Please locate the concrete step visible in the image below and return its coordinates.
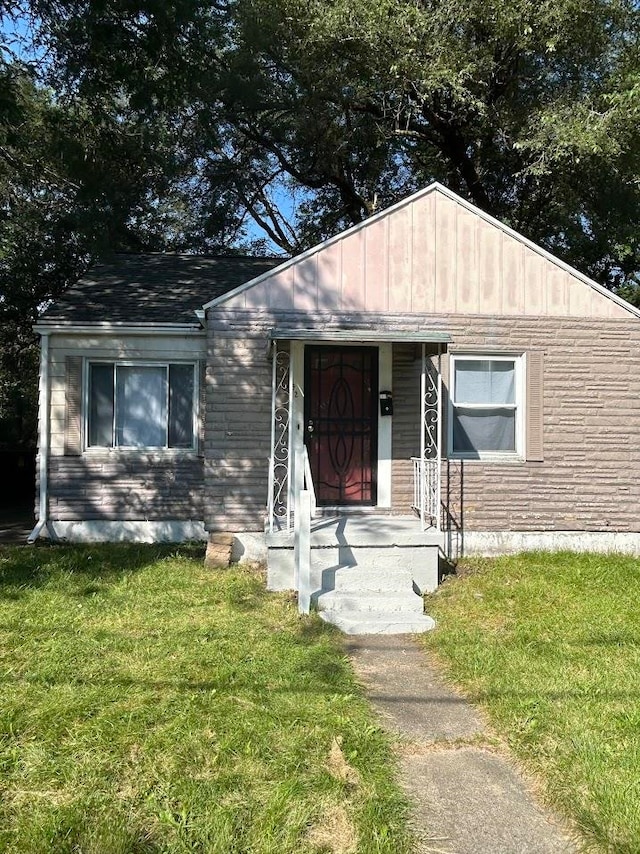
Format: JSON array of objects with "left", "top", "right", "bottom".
[
  {"left": 318, "top": 611, "right": 436, "bottom": 635},
  {"left": 333, "top": 566, "right": 415, "bottom": 593},
  {"left": 318, "top": 590, "right": 426, "bottom": 614}
]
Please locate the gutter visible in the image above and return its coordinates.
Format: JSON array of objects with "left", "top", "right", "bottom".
[
  {"left": 33, "top": 322, "right": 205, "bottom": 336},
  {"left": 28, "top": 331, "right": 50, "bottom": 543}
]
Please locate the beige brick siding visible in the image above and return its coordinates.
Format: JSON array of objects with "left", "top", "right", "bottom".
[
  {"left": 44, "top": 331, "right": 206, "bottom": 522},
  {"left": 206, "top": 309, "right": 640, "bottom": 535},
  {"left": 441, "top": 314, "right": 640, "bottom": 532},
  {"left": 205, "top": 320, "right": 273, "bottom": 531},
  {"left": 391, "top": 343, "right": 421, "bottom": 514},
  {"left": 48, "top": 456, "right": 204, "bottom": 521}
]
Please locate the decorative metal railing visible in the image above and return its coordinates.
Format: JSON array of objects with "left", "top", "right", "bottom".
[
  {"left": 411, "top": 457, "right": 440, "bottom": 528},
  {"left": 417, "top": 345, "right": 442, "bottom": 530},
  {"left": 267, "top": 343, "right": 291, "bottom": 532}
]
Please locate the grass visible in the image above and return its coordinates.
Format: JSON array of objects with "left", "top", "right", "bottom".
[
  {"left": 0, "top": 543, "right": 411, "bottom": 854},
  {"left": 423, "top": 551, "right": 640, "bottom": 854}
]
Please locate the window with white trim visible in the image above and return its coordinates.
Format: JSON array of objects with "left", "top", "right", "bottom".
[
  {"left": 87, "top": 362, "right": 196, "bottom": 449},
  {"left": 450, "top": 355, "right": 523, "bottom": 458}
]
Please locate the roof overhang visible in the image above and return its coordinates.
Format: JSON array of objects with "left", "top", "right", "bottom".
[
  {"left": 33, "top": 321, "right": 205, "bottom": 336},
  {"left": 269, "top": 328, "right": 451, "bottom": 343}
]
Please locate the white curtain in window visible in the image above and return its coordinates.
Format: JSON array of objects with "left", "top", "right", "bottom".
[
  {"left": 455, "top": 360, "right": 515, "bottom": 404},
  {"left": 116, "top": 366, "right": 166, "bottom": 447}
]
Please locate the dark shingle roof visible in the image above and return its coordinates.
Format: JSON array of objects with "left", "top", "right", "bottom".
[{"left": 41, "top": 253, "right": 281, "bottom": 325}]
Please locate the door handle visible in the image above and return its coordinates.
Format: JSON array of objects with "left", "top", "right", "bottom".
[{"left": 307, "top": 420, "right": 314, "bottom": 434}]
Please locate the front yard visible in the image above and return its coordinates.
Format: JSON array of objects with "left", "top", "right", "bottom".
[
  {"left": 5, "top": 544, "right": 640, "bottom": 853},
  {"left": 0, "top": 544, "right": 410, "bottom": 854},
  {"left": 423, "top": 551, "right": 640, "bottom": 854}
]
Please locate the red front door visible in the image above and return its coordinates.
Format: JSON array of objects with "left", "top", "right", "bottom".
[{"left": 304, "top": 346, "right": 378, "bottom": 505}]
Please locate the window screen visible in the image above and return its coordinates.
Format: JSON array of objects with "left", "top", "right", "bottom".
[
  {"left": 88, "top": 362, "right": 195, "bottom": 449},
  {"left": 451, "top": 358, "right": 518, "bottom": 454}
]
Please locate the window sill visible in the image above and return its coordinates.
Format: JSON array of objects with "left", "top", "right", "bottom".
[
  {"left": 449, "top": 453, "right": 525, "bottom": 464},
  {"left": 83, "top": 447, "right": 198, "bottom": 457}
]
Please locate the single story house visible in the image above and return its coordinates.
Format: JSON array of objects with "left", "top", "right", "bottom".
[{"left": 30, "top": 183, "right": 640, "bottom": 632}]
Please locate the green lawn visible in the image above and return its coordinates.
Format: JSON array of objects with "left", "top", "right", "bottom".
[
  {"left": 423, "top": 551, "right": 640, "bottom": 854},
  {"left": 0, "top": 544, "right": 410, "bottom": 854}
]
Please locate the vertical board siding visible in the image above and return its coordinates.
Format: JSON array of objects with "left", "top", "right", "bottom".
[
  {"left": 387, "top": 205, "right": 412, "bottom": 313},
  {"left": 411, "top": 192, "right": 436, "bottom": 313},
  {"left": 364, "top": 217, "right": 388, "bottom": 312},
  {"left": 293, "top": 255, "right": 319, "bottom": 312},
  {"left": 340, "top": 228, "right": 365, "bottom": 309},
  {"left": 268, "top": 267, "right": 295, "bottom": 310},
  {"left": 523, "top": 247, "right": 546, "bottom": 315},
  {"left": 456, "top": 206, "right": 479, "bottom": 314},
  {"left": 317, "top": 243, "right": 341, "bottom": 311},
  {"left": 502, "top": 234, "right": 524, "bottom": 315},
  {"left": 220, "top": 189, "right": 631, "bottom": 320},
  {"left": 434, "top": 192, "right": 456, "bottom": 310},
  {"left": 478, "top": 217, "right": 501, "bottom": 309}
]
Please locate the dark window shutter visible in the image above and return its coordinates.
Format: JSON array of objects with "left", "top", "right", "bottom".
[
  {"left": 197, "top": 360, "right": 207, "bottom": 457},
  {"left": 526, "top": 350, "right": 544, "bottom": 462},
  {"left": 439, "top": 351, "right": 449, "bottom": 459},
  {"left": 64, "top": 356, "right": 83, "bottom": 456}
]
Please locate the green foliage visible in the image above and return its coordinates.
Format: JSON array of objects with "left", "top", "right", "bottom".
[
  {"left": 24, "top": 0, "right": 640, "bottom": 280},
  {"left": 0, "top": 544, "right": 411, "bottom": 854},
  {"left": 424, "top": 552, "right": 640, "bottom": 852},
  {"left": 3, "top": 1, "right": 640, "bottom": 445}
]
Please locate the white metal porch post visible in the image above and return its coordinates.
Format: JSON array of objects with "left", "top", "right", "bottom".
[
  {"left": 420, "top": 344, "right": 427, "bottom": 531},
  {"left": 419, "top": 343, "right": 442, "bottom": 532}
]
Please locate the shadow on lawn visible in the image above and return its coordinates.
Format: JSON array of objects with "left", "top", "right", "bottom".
[
  {"left": 0, "top": 670, "right": 350, "bottom": 694},
  {"left": 0, "top": 542, "right": 205, "bottom": 594}
]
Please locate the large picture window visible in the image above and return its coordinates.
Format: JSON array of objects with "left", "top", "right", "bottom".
[
  {"left": 87, "top": 362, "right": 196, "bottom": 449},
  {"left": 450, "top": 355, "right": 523, "bottom": 457}
]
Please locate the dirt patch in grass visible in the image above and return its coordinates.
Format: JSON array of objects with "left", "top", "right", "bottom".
[{"left": 306, "top": 802, "right": 358, "bottom": 854}]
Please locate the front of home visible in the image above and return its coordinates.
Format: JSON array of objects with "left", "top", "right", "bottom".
[{"left": 31, "top": 184, "right": 640, "bottom": 629}]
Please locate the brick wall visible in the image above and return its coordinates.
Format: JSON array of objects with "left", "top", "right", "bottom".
[
  {"left": 48, "top": 456, "right": 204, "bottom": 520},
  {"left": 440, "top": 314, "right": 640, "bottom": 532},
  {"left": 45, "top": 331, "right": 206, "bottom": 523},
  {"left": 206, "top": 310, "right": 640, "bottom": 534}
]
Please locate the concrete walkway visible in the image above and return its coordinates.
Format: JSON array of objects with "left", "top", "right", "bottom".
[
  {"left": 0, "top": 508, "right": 33, "bottom": 545},
  {"left": 345, "top": 635, "right": 578, "bottom": 854}
]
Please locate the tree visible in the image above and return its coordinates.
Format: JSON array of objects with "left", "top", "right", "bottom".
[
  {"left": 4, "top": 0, "right": 640, "bottom": 453},
  {"left": 22, "top": 0, "right": 640, "bottom": 293},
  {"left": 0, "top": 43, "right": 220, "bottom": 449}
]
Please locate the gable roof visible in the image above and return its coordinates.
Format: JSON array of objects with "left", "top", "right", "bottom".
[
  {"left": 40, "top": 253, "right": 280, "bottom": 326},
  {"left": 204, "top": 183, "right": 640, "bottom": 320}
]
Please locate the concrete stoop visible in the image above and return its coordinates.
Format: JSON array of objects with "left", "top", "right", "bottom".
[{"left": 266, "top": 516, "right": 442, "bottom": 635}]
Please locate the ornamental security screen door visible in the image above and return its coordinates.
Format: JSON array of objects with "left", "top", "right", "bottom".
[{"left": 304, "top": 346, "right": 378, "bottom": 506}]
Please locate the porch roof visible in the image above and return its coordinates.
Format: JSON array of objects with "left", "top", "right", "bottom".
[{"left": 269, "top": 328, "right": 451, "bottom": 343}]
